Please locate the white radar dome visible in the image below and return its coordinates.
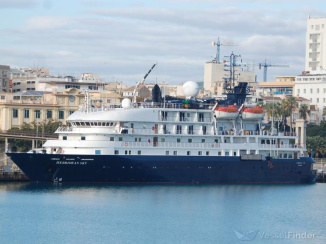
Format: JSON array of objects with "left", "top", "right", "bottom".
[
  {"left": 182, "top": 81, "right": 199, "bottom": 99},
  {"left": 121, "top": 98, "right": 132, "bottom": 109}
]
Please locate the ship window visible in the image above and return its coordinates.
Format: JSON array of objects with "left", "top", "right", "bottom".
[
  {"left": 119, "top": 137, "right": 122, "bottom": 141},
  {"left": 289, "top": 153, "right": 293, "bottom": 159},
  {"left": 81, "top": 136, "right": 86, "bottom": 140},
  {"left": 284, "top": 153, "right": 288, "bottom": 158},
  {"left": 76, "top": 122, "right": 80, "bottom": 126},
  {"left": 161, "top": 138, "right": 165, "bottom": 142},
  {"left": 188, "top": 139, "right": 192, "bottom": 143},
  {"left": 199, "top": 113, "right": 204, "bottom": 122},
  {"left": 174, "top": 151, "right": 177, "bottom": 155},
  {"left": 179, "top": 112, "right": 185, "bottom": 121},
  {"left": 110, "top": 137, "right": 114, "bottom": 141},
  {"left": 266, "top": 140, "right": 270, "bottom": 144},
  {"left": 202, "top": 126, "right": 207, "bottom": 135},
  {"left": 198, "top": 151, "right": 202, "bottom": 155},
  {"left": 166, "top": 151, "right": 169, "bottom": 155},
  {"left": 225, "top": 151, "right": 229, "bottom": 156},
  {"left": 177, "top": 138, "right": 181, "bottom": 143},
  {"left": 218, "top": 151, "right": 221, "bottom": 156},
  {"left": 138, "top": 150, "right": 141, "bottom": 155},
  {"left": 85, "top": 122, "right": 90, "bottom": 126},
  {"left": 177, "top": 125, "right": 182, "bottom": 134},
  {"left": 115, "top": 150, "right": 119, "bottom": 155},
  {"left": 215, "top": 139, "right": 218, "bottom": 143},
  {"left": 125, "top": 150, "right": 128, "bottom": 155},
  {"left": 139, "top": 138, "right": 141, "bottom": 142},
  {"left": 187, "top": 151, "right": 191, "bottom": 155},
  {"left": 135, "top": 138, "right": 137, "bottom": 142},
  {"left": 261, "top": 139, "right": 265, "bottom": 144},
  {"left": 202, "top": 139, "right": 205, "bottom": 143},
  {"left": 233, "top": 152, "right": 237, "bottom": 156},
  {"left": 95, "top": 150, "right": 101, "bottom": 155},
  {"left": 129, "top": 150, "right": 131, "bottom": 155},
  {"left": 188, "top": 125, "right": 193, "bottom": 134},
  {"left": 63, "top": 136, "right": 67, "bottom": 140},
  {"left": 206, "top": 151, "right": 209, "bottom": 156}
]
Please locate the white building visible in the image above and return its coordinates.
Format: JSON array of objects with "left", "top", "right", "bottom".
[
  {"left": 305, "top": 16, "right": 326, "bottom": 72},
  {"left": 36, "top": 76, "right": 106, "bottom": 93},
  {"left": 294, "top": 71, "right": 326, "bottom": 122}
]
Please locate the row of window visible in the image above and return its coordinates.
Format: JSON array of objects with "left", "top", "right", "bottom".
[
  {"left": 310, "top": 25, "right": 324, "bottom": 30},
  {"left": 297, "top": 88, "right": 326, "bottom": 94},
  {"left": 12, "top": 109, "right": 73, "bottom": 119},
  {"left": 71, "top": 122, "right": 117, "bottom": 127},
  {"left": 114, "top": 150, "right": 211, "bottom": 156},
  {"left": 297, "top": 77, "right": 326, "bottom": 82}
]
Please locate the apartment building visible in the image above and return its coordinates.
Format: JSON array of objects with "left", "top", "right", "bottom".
[
  {"left": 0, "top": 65, "right": 10, "bottom": 92},
  {"left": 305, "top": 16, "right": 326, "bottom": 72}
]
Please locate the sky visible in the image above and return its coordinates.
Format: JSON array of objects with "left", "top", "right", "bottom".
[{"left": 1, "top": 0, "right": 326, "bottom": 86}]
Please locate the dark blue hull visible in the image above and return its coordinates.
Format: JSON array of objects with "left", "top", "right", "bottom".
[{"left": 6, "top": 153, "right": 316, "bottom": 183}]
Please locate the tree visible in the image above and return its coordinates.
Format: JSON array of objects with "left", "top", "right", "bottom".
[
  {"left": 307, "top": 136, "right": 326, "bottom": 158},
  {"left": 299, "top": 104, "right": 310, "bottom": 121},
  {"left": 280, "top": 99, "right": 290, "bottom": 131},
  {"left": 323, "top": 107, "right": 326, "bottom": 121},
  {"left": 8, "top": 120, "right": 61, "bottom": 152},
  {"left": 280, "top": 96, "right": 297, "bottom": 132}
]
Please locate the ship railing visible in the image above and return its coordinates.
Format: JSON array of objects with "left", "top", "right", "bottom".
[
  {"left": 159, "top": 117, "right": 211, "bottom": 123},
  {"left": 132, "top": 129, "right": 156, "bottom": 135},
  {"left": 215, "top": 130, "right": 298, "bottom": 137},
  {"left": 260, "top": 144, "right": 304, "bottom": 149},
  {"left": 121, "top": 141, "right": 220, "bottom": 149}
]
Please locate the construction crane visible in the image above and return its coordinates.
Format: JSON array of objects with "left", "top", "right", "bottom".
[
  {"left": 211, "top": 37, "right": 236, "bottom": 63},
  {"left": 133, "top": 63, "right": 157, "bottom": 104},
  {"left": 259, "top": 59, "right": 289, "bottom": 82}
]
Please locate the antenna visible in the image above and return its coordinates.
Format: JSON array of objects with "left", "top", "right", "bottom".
[{"left": 211, "top": 37, "right": 236, "bottom": 63}]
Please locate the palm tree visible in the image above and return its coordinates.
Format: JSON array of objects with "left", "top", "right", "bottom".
[
  {"left": 283, "top": 96, "right": 297, "bottom": 133},
  {"left": 299, "top": 104, "right": 310, "bottom": 121},
  {"left": 280, "top": 99, "right": 290, "bottom": 131},
  {"left": 263, "top": 103, "right": 274, "bottom": 122}
]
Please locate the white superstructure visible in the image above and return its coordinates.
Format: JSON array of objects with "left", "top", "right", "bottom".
[{"left": 40, "top": 87, "right": 307, "bottom": 161}]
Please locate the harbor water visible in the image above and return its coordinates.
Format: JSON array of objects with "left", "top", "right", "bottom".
[{"left": 0, "top": 183, "right": 325, "bottom": 244}]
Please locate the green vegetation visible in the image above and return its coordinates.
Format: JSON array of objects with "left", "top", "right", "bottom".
[
  {"left": 8, "top": 120, "right": 61, "bottom": 152},
  {"left": 306, "top": 121, "right": 326, "bottom": 158}
]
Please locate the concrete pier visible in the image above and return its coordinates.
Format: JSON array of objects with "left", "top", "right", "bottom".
[{"left": 0, "top": 171, "right": 30, "bottom": 181}]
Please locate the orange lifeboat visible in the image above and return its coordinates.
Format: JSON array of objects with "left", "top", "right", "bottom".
[
  {"left": 214, "top": 104, "right": 239, "bottom": 119},
  {"left": 241, "top": 105, "right": 264, "bottom": 120}
]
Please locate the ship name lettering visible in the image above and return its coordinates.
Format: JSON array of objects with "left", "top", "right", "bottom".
[{"left": 55, "top": 161, "right": 87, "bottom": 165}]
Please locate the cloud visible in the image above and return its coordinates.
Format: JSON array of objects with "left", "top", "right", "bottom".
[
  {"left": 24, "top": 16, "right": 72, "bottom": 30},
  {"left": 1, "top": 3, "right": 320, "bottom": 84},
  {"left": 0, "top": 0, "right": 39, "bottom": 9}
]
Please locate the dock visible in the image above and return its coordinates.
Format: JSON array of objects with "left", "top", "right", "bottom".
[{"left": 0, "top": 171, "right": 30, "bottom": 181}]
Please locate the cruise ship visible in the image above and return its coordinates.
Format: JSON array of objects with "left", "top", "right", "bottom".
[{"left": 7, "top": 81, "right": 316, "bottom": 183}]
